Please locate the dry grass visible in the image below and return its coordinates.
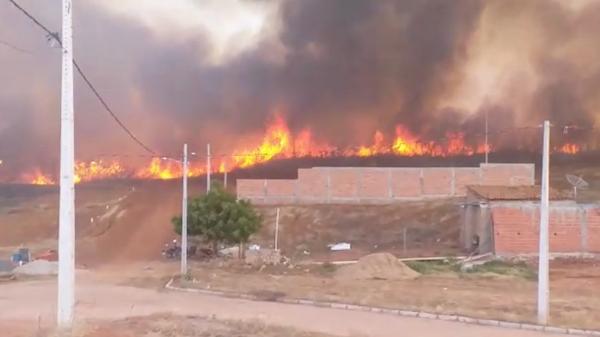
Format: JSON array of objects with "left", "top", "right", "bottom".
[
  {"left": 24, "top": 314, "right": 336, "bottom": 337},
  {"left": 178, "top": 258, "right": 600, "bottom": 330}
]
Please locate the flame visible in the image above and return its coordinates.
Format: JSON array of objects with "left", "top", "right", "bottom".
[
  {"left": 232, "top": 115, "right": 291, "bottom": 168},
  {"left": 135, "top": 158, "right": 182, "bottom": 180},
  {"left": 358, "top": 131, "right": 387, "bottom": 157},
  {"left": 557, "top": 143, "right": 580, "bottom": 154},
  {"left": 74, "top": 160, "right": 125, "bottom": 183},
  {"left": 12, "top": 116, "right": 587, "bottom": 185},
  {"left": 25, "top": 169, "right": 55, "bottom": 185}
]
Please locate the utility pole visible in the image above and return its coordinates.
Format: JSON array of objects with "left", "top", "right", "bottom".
[
  {"left": 206, "top": 143, "right": 211, "bottom": 193},
  {"left": 181, "top": 144, "right": 188, "bottom": 276},
  {"left": 537, "top": 120, "right": 551, "bottom": 325},
  {"left": 57, "top": 0, "right": 75, "bottom": 328},
  {"left": 485, "top": 109, "right": 489, "bottom": 164},
  {"left": 223, "top": 162, "right": 228, "bottom": 188}
]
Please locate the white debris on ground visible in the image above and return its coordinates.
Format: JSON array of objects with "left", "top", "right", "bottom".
[
  {"left": 328, "top": 242, "right": 351, "bottom": 251},
  {"left": 13, "top": 260, "right": 58, "bottom": 276}
]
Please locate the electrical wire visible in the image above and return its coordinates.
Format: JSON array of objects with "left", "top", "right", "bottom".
[{"left": 7, "top": 0, "right": 157, "bottom": 155}]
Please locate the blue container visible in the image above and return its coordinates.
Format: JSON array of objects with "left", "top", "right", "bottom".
[
  {"left": 18, "top": 248, "right": 30, "bottom": 263},
  {"left": 11, "top": 253, "right": 20, "bottom": 263}
]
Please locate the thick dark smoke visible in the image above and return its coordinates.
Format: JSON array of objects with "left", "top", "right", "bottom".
[{"left": 1, "top": 0, "right": 600, "bottom": 181}]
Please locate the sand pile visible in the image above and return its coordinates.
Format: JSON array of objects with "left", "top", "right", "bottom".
[{"left": 335, "top": 253, "right": 420, "bottom": 281}]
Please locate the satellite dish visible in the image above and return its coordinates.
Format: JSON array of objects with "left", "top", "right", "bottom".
[{"left": 566, "top": 174, "right": 589, "bottom": 199}]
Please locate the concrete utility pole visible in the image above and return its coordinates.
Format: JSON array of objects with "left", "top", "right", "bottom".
[
  {"left": 206, "top": 143, "right": 211, "bottom": 193},
  {"left": 57, "top": 0, "right": 75, "bottom": 328},
  {"left": 181, "top": 144, "right": 188, "bottom": 276},
  {"left": 223, "top": 162, "right": 228, "bottom": 188},
  {"left": 537, "top": 120, "right": 551, "bottom": 325}
]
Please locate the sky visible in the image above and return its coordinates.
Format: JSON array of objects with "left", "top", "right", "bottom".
[{"left": 0, "top": 0, "right": 599, "bottom": 178}]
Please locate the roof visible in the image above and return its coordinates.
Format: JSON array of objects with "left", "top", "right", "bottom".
[{"left": 466, "top": 185, "right": 568, "bottom": 201}]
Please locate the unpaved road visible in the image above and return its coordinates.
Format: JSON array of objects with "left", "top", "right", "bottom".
[{"left": 0, "top": 276, "right": 568, "bottom": 337}]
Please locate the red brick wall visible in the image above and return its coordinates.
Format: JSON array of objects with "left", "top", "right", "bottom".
[
  {"left": 297, "top": 169, "right": 329, "bottom": 200},
  {"left": 237, "top": 163, "right": 535, "bottom": 204},
  {"left": 492, "top": 204, "right": 598, "bottom": 255},
  {"left": 236, "top": 179, "right": 265, "bottom": 198},
  {"left": 358, "top": 169, "right": 389, "bottom": 199},
  {"left": 265, "top": 179, "right": 296, "bottom": 197},
  {"left": 454, "top": 168, "right": 481, "bottom": 195},
  {"left": 390, "top": 168, "right": 421, "bottom": 198},
  {"left": 587, "top": 209, "right": 600, "bottom": 253},
  {"left": 330, "top": 169, "right": 359, "bottom": 199},
  {"left": 421, "top": 168, "right": 452, "bottom": 196}
]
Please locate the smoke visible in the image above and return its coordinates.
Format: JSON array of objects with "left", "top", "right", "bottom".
[{"left": 1, "top": 0, "right": 600, "bottom": 180}]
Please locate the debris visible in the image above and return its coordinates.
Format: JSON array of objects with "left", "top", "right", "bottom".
[
  {"left": 219, "top": 246, "right": 239, "bottom": 257},
  {"left": 245, "top": 248, "right": 282, "bottom": 266},
  {"left": 335, "top": 252, "right": 420, "bottom": 281},
  {"left": 248, "top": 244, "right": 261, "bottom": 251},
  {"left": 459, "top": 252, "right": 494, "bottom": 272},
  {"left": 13, "top": 260, "right": 58, "bottom": 276},
  {"left": 328, "top": 242, "right": 351, "bottom": 251},
  {"left": 34, "top": 249, "right": 57, "bottom": 262}
]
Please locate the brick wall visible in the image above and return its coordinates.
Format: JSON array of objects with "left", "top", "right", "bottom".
[
  {"left": 492, "top": 203, "right": 600, "bottom": 255},
  {"left": 237, "top": 163, "right": 535, "bottom": 204}
]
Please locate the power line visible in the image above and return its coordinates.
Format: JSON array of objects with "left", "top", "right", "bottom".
[
  {"left": 7, "top": 0, "right": 157, "bottom": 155},
  {"left": 0, "top": 38, "right": 32, "bottom": 54}
]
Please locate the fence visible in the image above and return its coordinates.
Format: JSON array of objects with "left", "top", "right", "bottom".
[{"left": 237, "top": 163, "right": 535, "bottom": 204}]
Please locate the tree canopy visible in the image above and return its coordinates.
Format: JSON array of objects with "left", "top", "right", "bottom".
[{"left": 172, "top": 183, "right": 262, "bottom": 252}]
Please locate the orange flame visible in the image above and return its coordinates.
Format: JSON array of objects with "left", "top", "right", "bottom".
[
  {"left": 135, "top": 158, "right": 182, "bottom": 180},
  {"left": 25, "top": 170, "right": 55, "bottom": 185},
  {"left": 232, "top": 115, "right": 291, "bottom": 168},
  {"left": 557, "top": 143, "right": 580, "bottom": 154},
  {"left": 74, "top": 160, "right": 125, "bottom": 183},
  {"left": 15, "top": 116, "right": 587, "bottom": 185}
]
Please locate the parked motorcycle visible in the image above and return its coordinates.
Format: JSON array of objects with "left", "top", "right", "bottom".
[{"left": 161, "top": 240, "right": 197, "bottom": 259}]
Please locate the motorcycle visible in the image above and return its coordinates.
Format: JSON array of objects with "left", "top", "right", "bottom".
[{"left": 162, "top": 240, "right": 197, "bottom": 259}]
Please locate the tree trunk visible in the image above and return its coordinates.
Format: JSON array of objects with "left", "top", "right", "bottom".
[{"left": 239, "top": 242, "right": 245, "bottom": 259}]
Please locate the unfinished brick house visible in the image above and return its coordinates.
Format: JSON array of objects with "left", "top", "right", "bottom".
[{"left": 463, "top": 185, "right": 600, "bottom": 256}]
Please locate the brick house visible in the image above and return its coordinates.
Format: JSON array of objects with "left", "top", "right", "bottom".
[{"left": 463, "top": 185, "right": 600, "bottom": 256}]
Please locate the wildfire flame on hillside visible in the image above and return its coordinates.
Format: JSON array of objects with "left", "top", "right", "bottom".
[{"left": 18, "top": 116, "right": 582, "bottom": 185}]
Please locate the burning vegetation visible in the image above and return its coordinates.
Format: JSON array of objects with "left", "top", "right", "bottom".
[{"left": 16, "top": 115, "right": 584, "bottom": 185}]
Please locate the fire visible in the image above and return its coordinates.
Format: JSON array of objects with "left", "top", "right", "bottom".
[
  {"left": 392, "top": 126, "right": 429, "bottom": 156},
  {"left": 74, "top": 160, "right": 125, "bottom": 183},
  {"left": 25, "top": 170, "right": 55, "bottom": 185},
  {"left": 232, "top": 115, "right": 291, "bottom": 168},
  {"left": 557, "top": 143, "right": 580, "bottom": 154},
  {"left": 11, "top": 116, "right": 587, "bottom": 185},
  {"left": 358, "top": 131, "right": 386, "bottom": 157},
  {"left": 135, "top": 158, "right": 182, "bottom": 180}
]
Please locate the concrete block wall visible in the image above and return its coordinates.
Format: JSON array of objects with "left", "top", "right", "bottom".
[
  {"left": 237, "top": 163, "right": 535, "bottom": 204},
  {"left": 492, "top": 203, "right": 600, "bottom": 255}
]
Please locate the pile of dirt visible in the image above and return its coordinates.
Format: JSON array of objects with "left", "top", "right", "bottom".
[
  {"left": 335, "top": 253, "right": 420, "bottom": 281},
  {"left": 13, "top": 260, "right": 57, "bottom": 276}
]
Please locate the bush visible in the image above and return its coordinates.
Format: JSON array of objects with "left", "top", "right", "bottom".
[{"left": 172, "top": 183, "right": 262, "bottom": 255}]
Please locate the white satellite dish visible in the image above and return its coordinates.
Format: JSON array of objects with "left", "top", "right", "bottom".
[{"left": 566, "top": 174, "right": 589, "bottom": 199}]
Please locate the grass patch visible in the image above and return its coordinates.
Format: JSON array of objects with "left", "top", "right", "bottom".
[
  {"left": 406, "top": 259, "right": 537, "bottom": 280},
  {"left": 405, "top": 259, "right": 460, "bottom": 274},
  {"left": 319, "top": 262, "right": 337, "bottom": 274},
  {"left": 466, "top": 260, "right": 537, "bottom": 280}
]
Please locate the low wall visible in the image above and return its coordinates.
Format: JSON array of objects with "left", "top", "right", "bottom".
[
  {"left": 492, "top": 203, "right": 600, "bottom": 255},
  {"left": 237, "top": 163, "right": 535, "bottom": 204}
]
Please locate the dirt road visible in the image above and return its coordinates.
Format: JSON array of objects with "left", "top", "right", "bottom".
[{"left": 0, "top": 276, "right": 568, "bottom": 337}]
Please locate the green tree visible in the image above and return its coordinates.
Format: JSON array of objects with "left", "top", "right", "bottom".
[{"left": 172, "top": 182, "right": 262, "bottom": 256}]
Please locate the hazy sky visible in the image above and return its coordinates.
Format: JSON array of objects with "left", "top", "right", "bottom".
[{"left": 1, "top": 0, "right": 599, "bottom": 178}]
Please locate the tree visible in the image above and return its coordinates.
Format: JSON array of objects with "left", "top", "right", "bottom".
[{"left": 172, "top": 182, "right": 262, "bottom": 256}]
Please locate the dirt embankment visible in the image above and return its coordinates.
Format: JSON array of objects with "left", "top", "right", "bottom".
[{"left": 0, "top": 180, "right": 464, "bottom": 266}]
